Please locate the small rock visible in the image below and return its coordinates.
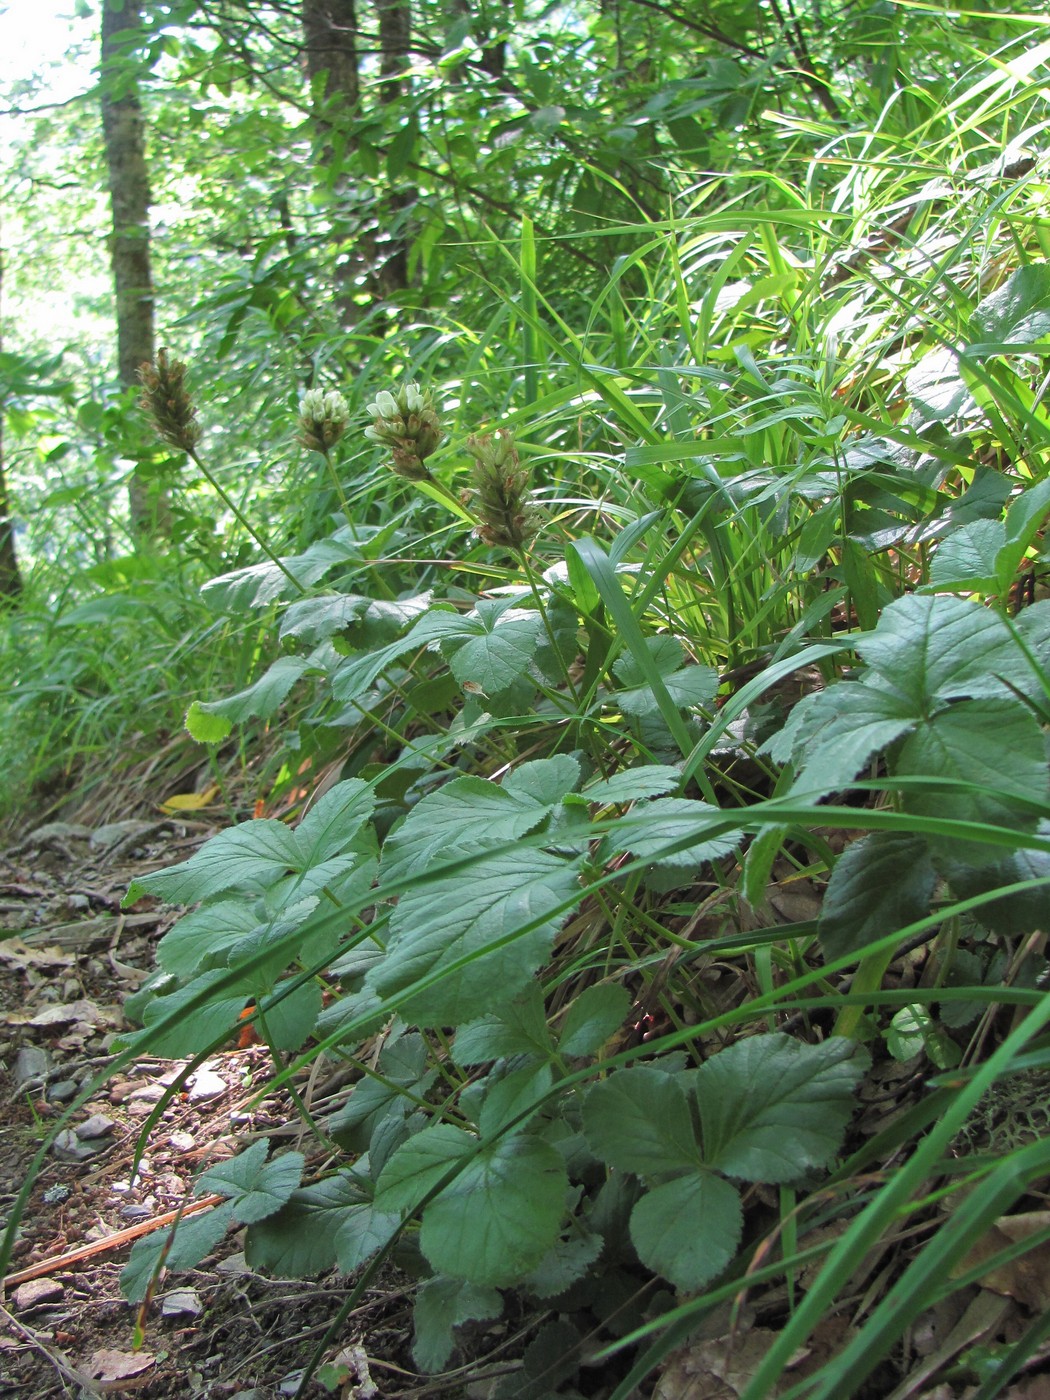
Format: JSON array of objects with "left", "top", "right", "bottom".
[
  {"left": 188, "top": 1068, "right": 226, "bottom": 1102},
  {"left": 12, "top": 1045, "right": 50, "bottom": 1089},
  {"left": 51, "top": 1128, "right": 100, "bottom": 1162},
  {"left": 167, "top": 1131, "right": 195, "bottom": 1152},
  {"left": 129, "top": 1083, "right": 165, "bottom": 1103},
  {"left": 161, "top": 1288, "right": 203, "bottom": 1318},
  {"left": 215, "top": 1252, "right": 251, "bottom": 1276},
  {"left": 76, "top": 1114, "right": 116, "bottom": 1141},
  {"left": 85, "top": 1348, "right": 155, "bottom": 1384},
  {"left": 25, "top": 821, "right": 91, "bottom": 847},
  {"left": 120, "top": 1204, "right": 153, "bottom": 1221},
  {"left": 89, "top": 820, "right": 154, "bottom": 852},
  {"left": 28, "top": 999, "right": 100, "bottom": 1028},
  {"left": 66, "top": 894, "right": 90, "bottom": 913},
  {"left": 42, "top": 1184, "right": 71, "bottom": 1205},
  {"left": 48, "top": 1079, "right": 78, "bottom": 1104},
  {"left": 14, "top": 1278, "right": 64, "bottom": 1310}
]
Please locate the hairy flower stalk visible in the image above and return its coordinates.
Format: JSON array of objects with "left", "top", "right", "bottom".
[
  {"left": 466, "top": 429, "right": 543, "bottom": 551},
  {"left": 138, "top": 349, "right": 201, "bottom": 454},
  {"left": 364, "top": 382, "right": 443, "bottom": 481},
  {"left": 297, "top": 388, "right": 350, "bottom": 453},
  {"left": 138, "top": 352, "right": 303, "bottom": 594},
  {"left": 467, "top": 428, "right": 570, "bottom": 698},
  {"left": 297, "top": 387, "right": 353, "bottom": 523}
]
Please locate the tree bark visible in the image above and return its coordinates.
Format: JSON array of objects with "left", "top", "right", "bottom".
[
  {"left": 301, "top": 0, "right": 414, "bottom": 313},
  {"left": 374, "top": 0, "right": 411, "bottom": 296},
  {"left": 0, "top": 429, "right": 22, "bottom": 599},
  {"left": 100, "top": 0, "right": 169, "bottom": 536},
  {"left": 0, "top": 252, "right": 23, "bottom": 597},
  {"left": 302, "top": 0, "right": 360, "bottom": 110},
  {"left": 302, "top": 0, "right": 363, "bottom": 322}
]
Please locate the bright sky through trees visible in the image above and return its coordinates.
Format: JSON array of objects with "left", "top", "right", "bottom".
[{"left": 0, "top": 0, "right": 94, "bottom": 101}]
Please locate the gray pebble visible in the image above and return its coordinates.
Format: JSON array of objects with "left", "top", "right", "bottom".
[
  {"left": 51, "top": 1128, "right": 100, "bottom": 1162},
  {"left": 12, "top": 1045, "right": 50, "bottom": 1089},
  {"left": 76, "top": 1113, "right": 116, "bottom": 1140}
]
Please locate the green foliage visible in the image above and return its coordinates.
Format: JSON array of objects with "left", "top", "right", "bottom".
[{"left": 7, "top": 4, "right": 1050, "bottom": 1395}]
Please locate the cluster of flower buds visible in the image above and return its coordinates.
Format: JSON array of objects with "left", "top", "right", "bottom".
[
  {"left": 466, "top": 429, "right": 544, "bottom": 551},
  {"left": 138, "top": 349, "right": 201, "bottom": 454},
  {"left": 364, "top": 382, "right": 443, "bottom": 480},
  {"left": 297, "top": 388, "right": 351, "bottom": 453}
]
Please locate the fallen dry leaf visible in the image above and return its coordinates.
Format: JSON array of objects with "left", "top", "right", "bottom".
[
  {"left": 84, "top": 1347, "right": 155, "bottom": 1387},
  {"left": 654, "top": 1326, "right": 794, "bottom": 1400},
  {"left": 1002, "top": 1377, "right": 1050, "bottom": 1399},
  {"left": 953, "top": 1212, "right": 1050, "bottom": 1311},
  {"left": 0, "top": 937, "right": 74, "bottom": 971},
  {"left": 160, "top": 785, "right": 219, "bottom": 813}
]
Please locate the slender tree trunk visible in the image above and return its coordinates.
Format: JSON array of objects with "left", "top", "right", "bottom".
[
  {"left": 375, "top": 0, "right": 412, "bottom": 297},
  {"left": 301, "top": 0, "right": 414, "bottom": 313},
  {"left": 302, "top": 0, "right": 363, "bottom": 324},
  {"left": 302, "top": 0, "right": 360, "bottom": 109},
  {"left": 0, "top": 440, "right": 20, "bottom": 598},
  {"left": 100, "top": 0, "right": 169, "bottom": 536},
  {"left": 0, "top": 253, "right": 23, "bottom": 597}
]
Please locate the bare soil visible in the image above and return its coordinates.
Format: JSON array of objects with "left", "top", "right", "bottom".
[
  {"left": 4, "top": 805, "right": 1050, "bottom": 1400},
  {"left": 0, "top": 814, "right": 440, "bottom": 1400}
]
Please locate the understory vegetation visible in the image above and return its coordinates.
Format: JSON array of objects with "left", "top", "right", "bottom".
[{"left": 4, "top": 0, "right": 1050, "bottom": 1394}]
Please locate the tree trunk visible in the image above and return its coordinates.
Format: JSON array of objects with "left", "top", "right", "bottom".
[
  {"left": 376, "top": 0, "right": 410, "bottom": 102},
  {"left": 374, "top": 0, "right": 411, "bottom": 296},
  {"left": 302, "top": 0, "right": 363, "bottom": 323},
  {"left": 301, "top": 0, "right": 414, "bottom": 314},
  {"left": 100, "top": 0, "right": 169, "bottom": 536},
  {"left": 302, "top": 0, "right": 360, "bottom": 109},
  {"left": 0, "top": 253, "right": 23, "bottom": 598},
  {"left": 0, "top": 430, "right": 22, "bottom": 599}
]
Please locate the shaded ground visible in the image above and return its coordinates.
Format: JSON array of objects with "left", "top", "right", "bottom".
[
  {"left": 0, "top": 813, "right": 446, "bottom": 1399},
  {"left": 4, "top": 807, "right": 1050, "bottom": 1399}
]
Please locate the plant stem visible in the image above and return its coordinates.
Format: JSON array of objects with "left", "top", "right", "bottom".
[
  {"left": 189, "top": 448, "right": 304, "bottom": 593},
  {"left": 321, "top": 448, "right": 354, "bottom": 527}
]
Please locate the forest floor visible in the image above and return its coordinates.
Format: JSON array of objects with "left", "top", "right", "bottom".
[
  {"left": 4, "top": 785, "right": 1050, "bottom": 1399},
  {"left": 0, "top": 799, "right": 447, "bottom": 1400}
]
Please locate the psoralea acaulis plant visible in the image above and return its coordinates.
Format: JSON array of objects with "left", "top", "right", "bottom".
[
  {"left": 467, "top": 428, "right": 544, "bottom": 550},
  {"left": 364, "top": 382, "right": 443, "bottom": 480},
  {"left": 138, "top": 349, "right": 201, "bottom": 455},
  {"left": 297, "top": 388, "right": 351, "bottom": 453}
]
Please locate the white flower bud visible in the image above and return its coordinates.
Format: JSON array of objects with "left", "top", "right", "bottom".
[
  {"left": 323, "top": 391, "right": 350, "bottom": 422},
  {"left": 375, "top": 391, "right": 399, "bottom": 419}
]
